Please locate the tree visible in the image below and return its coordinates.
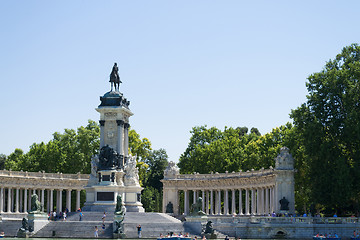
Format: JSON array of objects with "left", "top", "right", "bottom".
[
  {"left": 141, "top": 149, "right": 169, "bottom": 212},
  {"left": 291, "top": 44, "right": 360, "bottom": 214},
  {"left": 0, "top": 154, "right": 6, "bottom": 170}
]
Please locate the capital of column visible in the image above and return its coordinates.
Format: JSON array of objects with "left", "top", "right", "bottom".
[
  {"left": 116, "top": 120, "right": 124, "bottom": 126},
  {"left": 99, "top": 120, "right": 105, "bottom": 126},
  {"left": 124, "top": 123, "right": 130, "bottom": 129}
]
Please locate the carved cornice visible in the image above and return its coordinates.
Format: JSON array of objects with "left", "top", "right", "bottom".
[
  {"left": 0, "top": 170, "right": 89, "bottom": 190},
  {"left": 162, "top": 169, "right": 276, "bottom": 190}
]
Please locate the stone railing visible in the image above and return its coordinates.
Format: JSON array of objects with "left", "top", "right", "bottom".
[
  {"left": 175, "top": 168, "right": 275, "bottom": 180},
  {"left": 207, "top": 216, "right": 359, "bottom": 224},
  {"left": 0, "top": 169, "right": 89, "bottom": 179}
]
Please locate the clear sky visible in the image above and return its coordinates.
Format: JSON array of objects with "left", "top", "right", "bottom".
[{"left": 0, "top": 1, "right": 359, "bottom": 163}]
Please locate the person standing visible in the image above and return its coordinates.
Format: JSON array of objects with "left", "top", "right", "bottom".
[
  {"left": 137, "top": 224, "right": 142, "bottom": 238},
  {"left": 102, "top": 212, "right": 106, "bottom": 224},
  {"left": 94, "top": 226, "right": 99, "bottom": 238}
]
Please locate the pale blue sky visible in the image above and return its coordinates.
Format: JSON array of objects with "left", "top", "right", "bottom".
[{"left": 0, "top": 1, "right": 359, "bottom": 162}]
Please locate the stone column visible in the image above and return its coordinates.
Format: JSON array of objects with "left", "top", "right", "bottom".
[
  {"left": 232, "top": 189, "right": 236, "bottom": 214},
  {"left": 99, "top": 120, "right": 105, "bottom": 148},
  {"left": 50, "top": 190, "right": 54, "bottom": 212},
  {"left": 24, "top": 189, "right": 28, "bottom": 213},
  {"left": 256, "top": 188, "right": 260, "bottom": 215},
  {"left": 210, "top": 190, "right": 213, "bottom": 215},
  {"left": 57, "top": 190, "right": 63, "bottom": 213},
  {"left": 47, "top": 190, "right": 50, "bottom": 213},
  {"left": 0, "top": 187, "right": 3, "bottom": 213},
  {"left": 20, "top": 188, "right": 23, "bottom": 212},
  {"left": 184, "top": 190, "right": 189, "bottom": 215},
  {"left": 217, "top": 190, "right": 221, "bottom": 215},
  {"left": 193, "top": 190, "right": 196, "bottom": 204},
  {"left": 239, "top": 189, "right": 243, "bottom": 215},
  {"left": 265, "top": 187, "right": 269, "bottom": 215},
  {"left": 15, "top": 188, "right": 19, "bottom": 213},
  {"left": 66, "top": 189, "right": 71, "bottom": 212},
  {"left": 270, "top": 187, "right": 274, "bottom": 213},
  {"left": 251, "top": 189, "right": 256, "bottom": 215},
  {"left": 224, "top": 190, "right": 229, "bottom": 215},
  {"left": 245, "top": 189, "right": 249, "bottom": 215},
  {"left": 7, "top": 188, "right": 11, "bottom": 212},
  {"left": 202, "top": 190, "right": 205, "bottom": 212},
  {"left": 41, "top": 189, "right": 45, "bottom": 212},
  {"left": 117, "top": 120, "right": 124, "bottom": 155},
  {"left": 28, "top": 189, "right": 32, "bottom": 211},
  {"left": 76, "top": 190, "right": 81, "bottom": 211},
  {"left": 11, "top": 188, "right": 15, "bottom": 212},
  {"left": 206, "top": 191, "right": 209, "bottom": 214},
  {"left": 124, "top": 123, "right": 130, "bottom": 156}
]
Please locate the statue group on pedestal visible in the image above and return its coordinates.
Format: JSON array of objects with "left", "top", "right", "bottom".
[{"left": 98, "top": 145, "right": 123, "bottom": 170}]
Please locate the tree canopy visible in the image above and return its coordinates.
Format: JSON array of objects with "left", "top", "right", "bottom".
[{"left": 291, "top": 44, "right": 360, "bottom": 214}]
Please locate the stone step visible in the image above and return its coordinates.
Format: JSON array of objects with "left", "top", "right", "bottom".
[
  {"left": 34, "top": 221, "right": 113, "bottom": 238},
  {"left": 0, "top": 219, "right": 22, "bottom": 237}
]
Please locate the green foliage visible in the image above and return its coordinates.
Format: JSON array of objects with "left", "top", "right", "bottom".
[
  {"left": 141, "top": 149, "right": 169, "bottom": 212},
  {"left": 141, "top": 186, "right": 162, "bottom": 212},
  {"left": 4, "top": 120, "right": 100, "bottom": 174},
  {"left": 178, "top": 125, "right": 295, "bottom": 174},
  {"left": 0, "top": 154, "right": 5, "bottom": 170},
  {"left": 291, "top": 44, "right": 360, "bottom": 214}
]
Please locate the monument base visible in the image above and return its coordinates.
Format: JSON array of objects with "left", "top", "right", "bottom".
[{"left": 28, "top": 213, "right": 48, "bottom": 233}]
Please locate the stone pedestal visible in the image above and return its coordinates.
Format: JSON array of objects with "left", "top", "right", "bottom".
[
  {"left": 184, "top": 216, "right": 208, "bottom": 235},
  {"left": 84, "top": 87, "right": 144, "bottom": 213},
  {"left": 113, "top": 214, "right": 126, "bottom": 239},
  {"left": 28, "top": 213, "right": 48, "bottom": 233}
]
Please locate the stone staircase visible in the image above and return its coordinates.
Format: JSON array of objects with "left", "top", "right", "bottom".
[
  {"left": 0, "top": 219, "right": 22, "bottom": 237},
  {"left": 33, "top": 211, "right": 188, "bottom": 238},
  {"left": 123, "top": 212, "right": 187, "bottom": 238}
]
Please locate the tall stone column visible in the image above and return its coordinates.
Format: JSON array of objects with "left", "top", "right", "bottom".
[
  {"left": 66, "top": 189, "right": 71, "bottom": 212},
  {"left": 24, "top": 189, "right": 28, "bottom": 213},
  {"left": 270, "top": 187, "right": 274, "bottom": 213},
  {"left": 20, "top": 188, "right": 23, "bottom": 212},
  {"left": 41, "top": 189, "right": 45, "bottom": 212},
  {"left": 0, "top": 187, "right": 3, "bottom": 213},
  {"left": 28, "top": 189, "right": 32, "bottom": 211},
  {"left": 184, "top": 190, "right": 189, "bottom": 215},
  {"left": 224, "top": 190, "right": 229, "bottom": 215},
  {"left": 99, "top": 120, "right": 105, "bottom": 148},
  {"left": 124, "top": 123, "right": 130, "bottom": 156},
  {"left": 206, "top": 191, "right": 209, "bottom": 214},
  {"left": 232, "top": 189, "right": 236, "bottom": 214},
  {"left": 15, "top": 188, "right": 19, "bottom": 213},
  {"left": 117, "top": 120, "right": 124, "bottom": 156},
  {"left": 50, "top": 190, "right": 54, "bottom": 212},
  {"left": 57, "top": 190, "right": 63, "bottom": 213},
  {"left": 193, "top": 190, "right": 196, "bottom": 204},
  {"left": 251, "top": 189, "right": 256, "bottom": 215},
  {"left": 202, "top": 190, "right": 205, "bottom": 212},
  {"left": 265, "top": 188, "right": 269, "bottom": 215},
  {"left": 256, "top": 188, "right": 260, "bottom": 215},
  {"left": 11, "top": 188, "right": 15, "bottom": 212},
  {"left": 7, "top": 188, "right": 11, "bottom": 212},
  {"left": 217, "top": 190, "right": 222, "bottom": 215},
  {"left": 76, "top": 190, "right": 81, "bottom": 211},
  {"left": 239, "top": 189, "right": 243, "bottom": 215},
  {"left": 47, "top": 190, "right": 50, "bottom": 212},
  {"left": 245, "top": 189, "right": 249, "bottom": 215},
  {"left": 210, "top": 190, "right": 213, "bottom": 215}
]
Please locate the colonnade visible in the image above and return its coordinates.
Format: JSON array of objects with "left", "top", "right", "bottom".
[
  {"left": 0, "top": 170, "right": 89, "bottom": 214},
  {"left": 0, "top": 187, "right": 82, "bottom": 214},
  {"left": 181, "top": 187, "right": 275, "bottom": 215}
]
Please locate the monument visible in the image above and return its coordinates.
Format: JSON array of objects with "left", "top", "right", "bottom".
[{"left": 83, "top": 63, "right": 144, "bottom": 212}]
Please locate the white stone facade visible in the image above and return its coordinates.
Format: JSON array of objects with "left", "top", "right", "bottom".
[
  {"left": 0, "top": 170, "right": 88, "bottom": 214},
  {"left": 162, "top": 147, "right": 295, "bottom": 215}
]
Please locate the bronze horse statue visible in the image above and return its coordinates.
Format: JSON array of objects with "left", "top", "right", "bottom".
[{"left": 109, "top": 63, "right": 122, "bottom": 91}]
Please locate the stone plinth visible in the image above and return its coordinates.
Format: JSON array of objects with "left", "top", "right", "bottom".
[{"left": 28, "top": 213, "right": 48, "bottom": 233}]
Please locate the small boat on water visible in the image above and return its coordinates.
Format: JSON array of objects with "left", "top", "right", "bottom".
[
  {"left": 313, "top": 237, "right": 341, "bottom": 240},
  {"left": 158, "top": 237, "right": 192, "bottom": 240},
  {"left": 0, "top": 232, "right": 4, "bottom": 238}
]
